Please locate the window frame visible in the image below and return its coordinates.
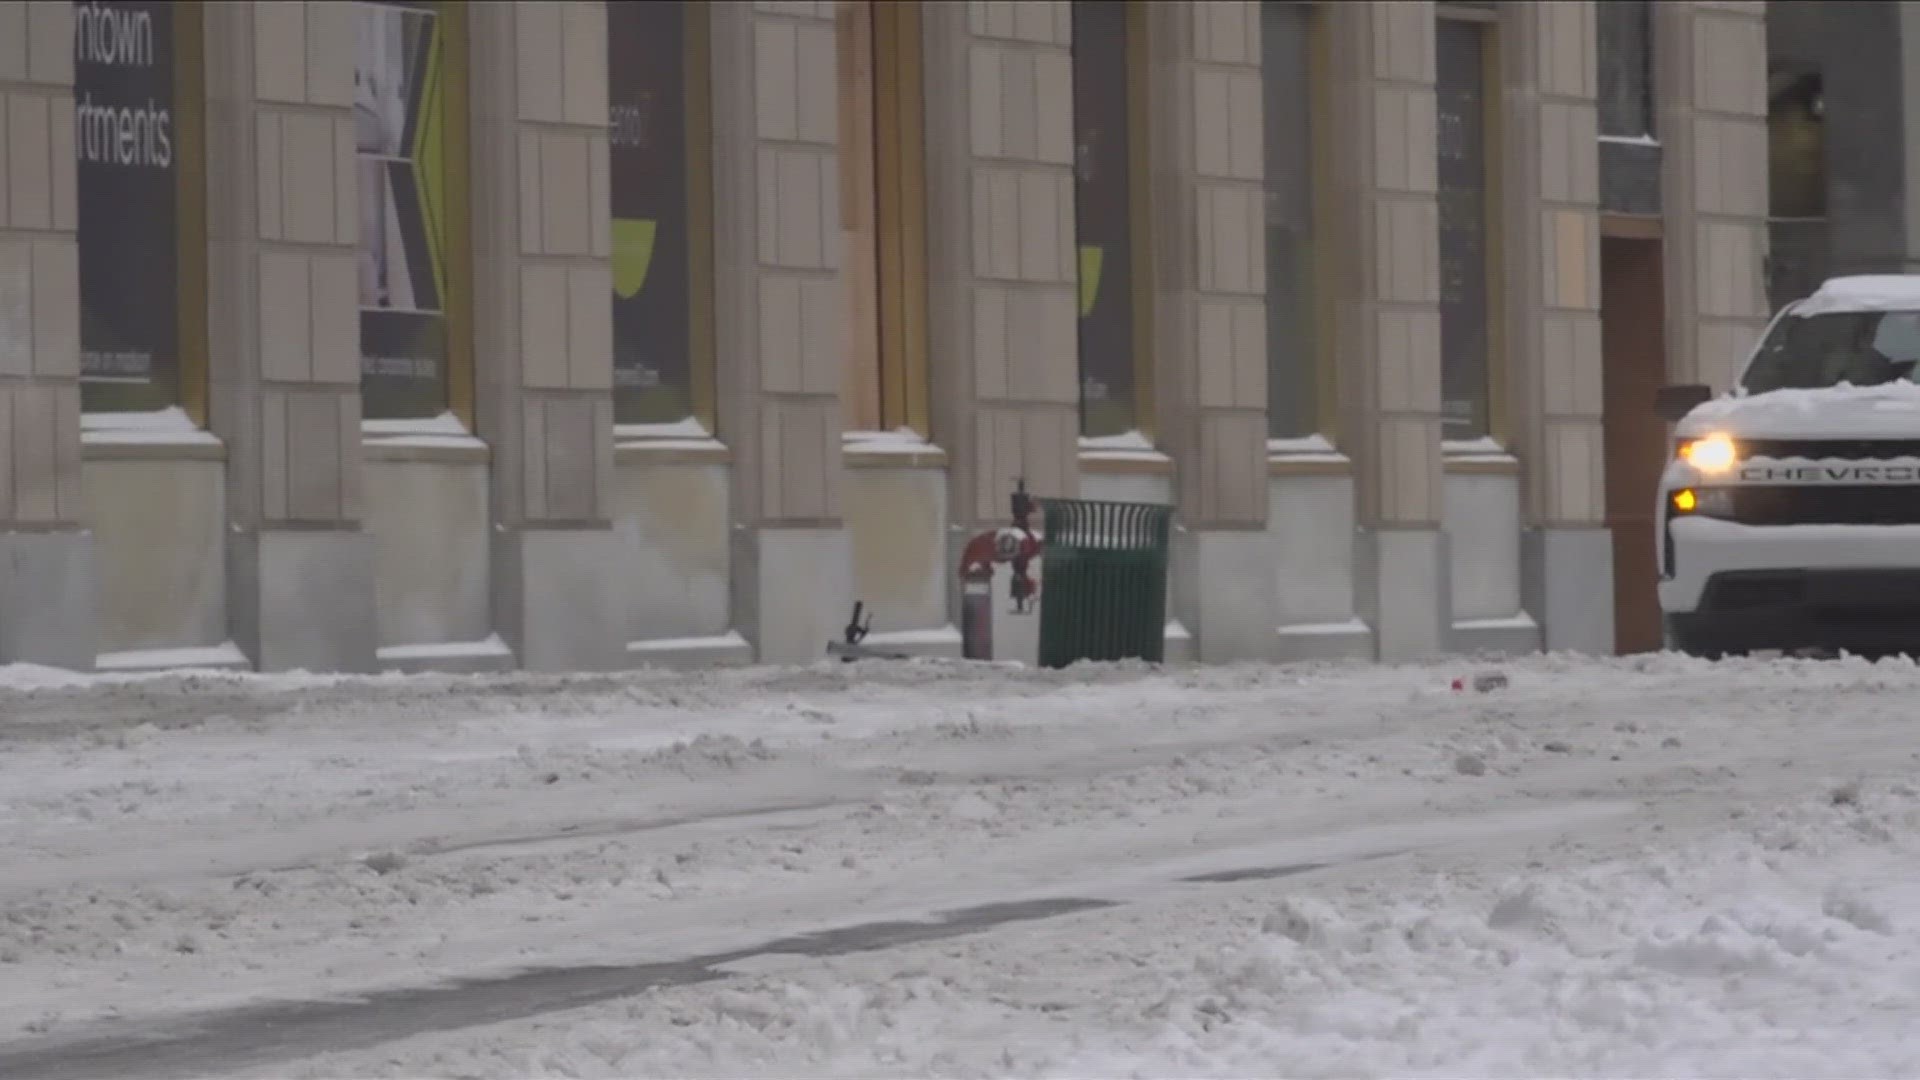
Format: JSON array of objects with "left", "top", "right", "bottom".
[
  {"left": 1260, "top": 0, "right": 1331, "bottom": 443},
  {"left": 605, "top": 1, "right": 717, "bottom": 432},
  {"left": 1124, "top": 0, "right": 1155, "bottom": 443},
  {"left": 1595, "top": 0, "right": 1655, "bottom": 142},
  {"left": 354, "top": 0, "right": 475, "bottom": 426},
  {"left": 74, "top": 0, "right": 210, "bottom": 422},
  {"left": 1067, "top": 0, "right": 1156, "bottom": 443},
  {"left": 1435, "top": 7, "right": 1506, "bottom": 447},
  {"left": 837, "top": 0, "right": 929, "bottom": 437}
]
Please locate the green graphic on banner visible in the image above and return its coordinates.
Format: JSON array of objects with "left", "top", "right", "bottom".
[{"left": 612, "top": 219, "right": 659, "bottom": 301}]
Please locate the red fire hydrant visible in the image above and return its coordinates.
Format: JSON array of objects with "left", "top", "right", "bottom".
[{"left": 958, "top": 480, "right": 1043, "bottom": 661}]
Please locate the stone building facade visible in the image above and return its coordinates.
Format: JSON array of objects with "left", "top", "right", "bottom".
[{"left": 0, "top": 0, "right": 1777, "bottom": 672}]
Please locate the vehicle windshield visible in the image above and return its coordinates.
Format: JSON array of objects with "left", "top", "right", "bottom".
[{"left": 1742, "top": 309, "right": 1920, "bottom": 393}]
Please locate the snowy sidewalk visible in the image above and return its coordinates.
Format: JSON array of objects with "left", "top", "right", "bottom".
[{"left": 1, "top": 655, "right": 1918, "bottom": 1077}]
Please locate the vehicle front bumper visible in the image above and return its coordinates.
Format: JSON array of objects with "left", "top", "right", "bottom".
[{"left": 1661, "top": 517, "right": 1920, "bottom": 652}]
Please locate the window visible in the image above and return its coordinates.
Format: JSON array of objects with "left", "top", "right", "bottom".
[
  {"left": 837, "top": 0, "right": 928, "bottom": 435},
  {"left": 607, "top": 2, "right": 713, "bottom": 428},
  {"left": 1597, "top": 0, "right": 1660, "bottom": 215},
  {"left": 1596, "top": 0, "right": 1653, "bottom": 140},
  {"left": 73, "top": 0, "right": 207, "bottom": 417},
  {"left": 1262, "top": 1, "right": 1320, "bottom": 439},
  {"left": 1744, "top": 309, "right": 1920, "bottom": 392},
  {"left": 1436, "top": 16, "right": 1498, "bottom": 442},
  {"left": 354, "top": 0, "right": 471, "bottom": 422},
  {"left": 1071, "top": 0, "right": 1148, "bottom": 440},
  {"left": 1765, "top": 57, "right": 1825, "bottom": 307}
]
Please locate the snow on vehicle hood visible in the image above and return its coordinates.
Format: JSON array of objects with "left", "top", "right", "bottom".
[{"left": 1679, "top": 382, "right": 1920, "bottom": 441}]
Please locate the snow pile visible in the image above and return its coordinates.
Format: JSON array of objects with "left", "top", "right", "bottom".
[
  {"left": 260, "top": 780, "right": 1920, "bottom": 1079},
  {"left": 4, "top": 654, "right": 1920, "bottom": 1077}
]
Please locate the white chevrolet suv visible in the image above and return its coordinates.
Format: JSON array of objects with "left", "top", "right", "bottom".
[{"left": 1656, "top": 275, "right": 1920, "bottom": 659}]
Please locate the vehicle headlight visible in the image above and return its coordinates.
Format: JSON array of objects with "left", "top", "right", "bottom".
[{"left": 1678, "top": 432, "right": 1738, "bottom": 474}]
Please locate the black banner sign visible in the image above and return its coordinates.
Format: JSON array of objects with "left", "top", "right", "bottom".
[{"left": 74, "top": 0, "right": 180, "bottom": 403}]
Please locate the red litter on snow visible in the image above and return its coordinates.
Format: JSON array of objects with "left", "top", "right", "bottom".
[{"left": 1453, "top": 671, "right": 1509, "bottom": 693}]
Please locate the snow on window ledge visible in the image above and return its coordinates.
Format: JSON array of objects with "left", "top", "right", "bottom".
[
  {"left": 616, "top": 417, "right": 728, "bottom": 454},
  {"left": 1266, "top": 433, "right": 1349, "bottom": 464},
  {"left": 843, "top": 428, "right": 947, "bottom": 467},
  {"left": 82, "top": 407, "right": 222, "bottom": 447},
  {"left": 1442, "top": 435, "right": 1516, "bottom": 460},
  {"left": 843, "top": 427, "right": 935, "bottom": 449},
  {"left": 1078, "top": 430, "right": 1169, "bottom": 463},
  {"left": 362, "top": 412, "right": 488, "bottom": 451}
]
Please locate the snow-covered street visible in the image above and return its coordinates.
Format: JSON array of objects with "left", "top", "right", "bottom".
[{"left": 3, "top": 654, "right": 1920, "bottom": 1078}]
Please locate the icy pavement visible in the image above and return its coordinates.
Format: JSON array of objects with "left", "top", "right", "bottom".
[{"left": 0, "top": 655, "right": 1918, "bottom": 1077}]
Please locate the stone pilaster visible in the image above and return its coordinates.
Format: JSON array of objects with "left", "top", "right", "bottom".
[
  {"left": 712, "top": 1, "right": 848, "bottom": 663},
  {"left": 1657, "top": 1, "right": 1770, "bottom": 392},
  {"left": 1323, "top": 0, "right": 1446, "bottom": 660},
  {"left": 1143, "top": 0, "right": 1275, "bottom": 661},
  {"left": 203, "top": 1, "right": 375, "bottom": 672},
  {"left": 923, "top": 0, "right": 1079, "bottom": 540},
  {"left": 0, "top": 1, "right": 93, "bottom": 667},
  {"left": 1499, "top": 1, "right": 1612, "bottom": 654},
  {"left": 468, "top": 1, "right": 622, "bottom": 671}
]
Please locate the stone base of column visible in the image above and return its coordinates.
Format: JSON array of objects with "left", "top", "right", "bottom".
[
  {"left": 1522, "top": 526, "right": 1616, "bottom": 656},
  {"left": 733, "top": 526, "right": 849, "bottom": 665},
  {"left": 229, "top": 529, "right": 377, "bottom": 673},
  {"left": 1172, "top": 530, "right": 1278, "bottom": 662},
  {"left": 0, "top": 531, "right": 96, "bottom": 670},
  {"left": 1356, "top": 526, "right": 1447, "bottom": 661},
  {"left": 493, "top": 528, "right": 625, "bottom": 673}
]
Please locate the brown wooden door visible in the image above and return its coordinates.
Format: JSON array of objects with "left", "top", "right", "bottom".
[{"left": 1601, "top": 235, "right": 1669, "bottom": 654}]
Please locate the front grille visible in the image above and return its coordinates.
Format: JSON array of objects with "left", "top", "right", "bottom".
[
  {"left": 1723, "top": 486, "right": 1920, "bottom": 526},
  {"left": 1740, "top": 439, "right": 1920, "bottom": 461}
]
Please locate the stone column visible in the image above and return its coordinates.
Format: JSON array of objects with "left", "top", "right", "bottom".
[
  {"left": 467, "top": 1, "right": 622, "bottom": 671},
  {"left": 1498, "top": 2, "right": 1612, "bottom": 655},
  {"left": 0, "top": 1, "right": 93, "bottom": 668},
  {"left": 1142, "top": 1, "right": 1275, "bottom": 662},
  {"left": 711, "top": 2, "right": 848, "bottom": 663},
  {"left": 1657, "top": 1, "right": 1770, "bottom": 392},
  {"left": 203, "top": 1, "right": 375, "bottom": 672},
  {"left": 920, "top": 1, "right": 1078, "bottom": 567},
  {"left": 1323, "top": 0, "right": 1447, "bottom": 660}
]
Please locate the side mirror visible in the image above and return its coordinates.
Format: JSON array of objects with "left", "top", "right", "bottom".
[{"left": 1654, "top": 384, "right": 1712, "bottom": 422}]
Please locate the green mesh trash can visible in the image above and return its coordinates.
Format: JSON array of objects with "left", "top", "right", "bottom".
[{"left": 1037, "top": 497, "right": 1173, "bottom": 668}]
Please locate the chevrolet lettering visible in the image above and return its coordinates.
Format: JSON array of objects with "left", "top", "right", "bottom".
[
  {"left": 1735, "top": 464, "right": 1920, "bottom": 484},
  {"left": 1657, "top": 275, "right": 1920, "bottom": 658}
]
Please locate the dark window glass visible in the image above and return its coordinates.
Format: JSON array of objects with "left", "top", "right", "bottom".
[
  {"left": 1262, "top": 1, "right": 1317, "bottom": 439},
  {"left": 1436, "top": 18, "right": 1491, "bottom": 441},
  {"left": 355, "top": 0, "right": 453, "bottom": 419},
  {"left": 1071, "top": 0, "right": 1138, "bottom": 439},
  {"left": 1596, "top": 0, "right": 1653, "bottom": 139},
  {"left": 74, "top": 0, "right": 197, "bottom": 413},
  {"left": 1765, "top": 3, "right": 1826, "bottom": 309},
  {"left": 608, "top": 2, "right": 697, "bottom": 425}
]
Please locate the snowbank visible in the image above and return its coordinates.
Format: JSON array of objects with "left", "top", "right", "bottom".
[
  {"left": 1, "top": 653, "right": 1919, "bottom": 1077},
  {"left": 259, "top": 781, "right": 1920, "bottom": 1079}
]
